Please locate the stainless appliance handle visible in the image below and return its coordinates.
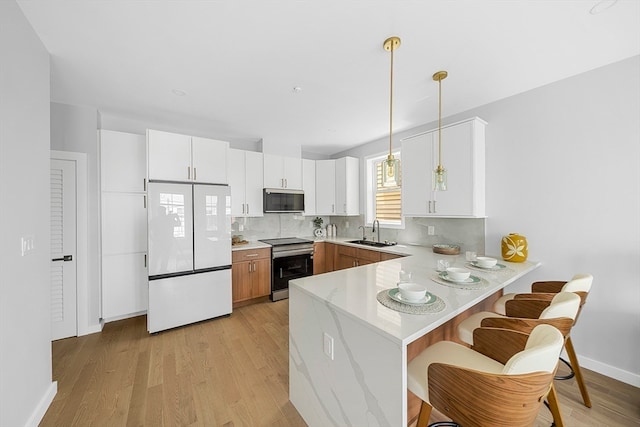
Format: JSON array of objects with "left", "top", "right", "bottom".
[{"left": 272, "top": 249, "right": 314, "bottom": 259}]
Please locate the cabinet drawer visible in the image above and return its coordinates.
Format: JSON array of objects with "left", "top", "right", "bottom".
[{"left": 232, "top": 248, "right": 271, "bottom": 263}]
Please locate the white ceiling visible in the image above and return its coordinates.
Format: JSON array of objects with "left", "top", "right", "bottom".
[{"left": 17, "top": 0, "right": 640, "bottom": 156}]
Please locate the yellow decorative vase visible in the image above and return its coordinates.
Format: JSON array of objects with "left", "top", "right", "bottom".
[{"left": 501, "top": 233, "right": 528, "bottom": 262}]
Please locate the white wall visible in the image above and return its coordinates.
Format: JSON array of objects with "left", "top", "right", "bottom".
[
  {"left": 51, "top": 103, "right": 102, "bottom": 333},
  {"left": 475, "top": 56, "right": 640, "bottom": 384},
  {"left": 0, "top": 2, "right": 57, "bottom": 425}
]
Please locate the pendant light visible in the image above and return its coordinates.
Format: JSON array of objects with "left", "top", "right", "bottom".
[
  {"left": 382, "top": 36, "right": 401, "bottom": 187},
  {"left": 433, "top": 70, "right": 448, "bottom": 191}
]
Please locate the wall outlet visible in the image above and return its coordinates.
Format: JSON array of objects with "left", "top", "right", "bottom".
[
  {"left": 427, "top": 226, "right": 435, "bottom": 236},
  {"left": 21, "top": 235, "right": 35, "bottom": 256},
  {"left": 345, "top": 221, "right": 349, "bottom": 228},
  {"left": 323, "top": 332, "right": 334, "bottom": 360}
]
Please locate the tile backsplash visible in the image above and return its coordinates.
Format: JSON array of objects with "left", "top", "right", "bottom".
[{"left": 232, "top": 214, "right": 486, "bottom": 255}]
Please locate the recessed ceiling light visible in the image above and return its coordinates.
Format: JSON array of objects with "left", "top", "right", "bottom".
[
  {"left": 590, "top": 0, "right": 618, "bottom": 14},
  {"left": 172, "top": 89, "right": 187, "bottom": 96},
  {"left": 292, "top": 86, "right": 303, "bottom": 93}
]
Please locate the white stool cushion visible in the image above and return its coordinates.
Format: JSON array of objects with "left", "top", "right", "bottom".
[
  {"left": 503, "top": 324, "right": 564, "bottom": 374},
  {"left": 493, "top": 293, "right": 515, "bottom": 315},
  {"left": 407, "top": 341, "right": 504, "bottom": 403},
  {"left": 457, "top": 311, "right": 505, "bottom": 345},
  {"left": 540, "top": 292, "right": 580, "bottom": 320},
  {"left": 563, "top": 274, "right": 593, "bottom": 292}
]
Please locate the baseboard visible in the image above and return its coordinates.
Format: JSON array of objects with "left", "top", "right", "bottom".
[
  {"left": 580, "top": 355, "right": 640, "bottom": 387},
  {"left": 25, "top": 381, "right": 57, "bottom": 427},
  {"left": 79, "top": 322, "right": 103, "bottom": 336}
]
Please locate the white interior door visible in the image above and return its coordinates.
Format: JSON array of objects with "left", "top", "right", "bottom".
[{"left": 51, "top": 158, "right": 77, "bottom": 340}]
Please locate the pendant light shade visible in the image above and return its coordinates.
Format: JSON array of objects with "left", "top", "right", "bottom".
[
  {"left": 433, "top": 70, "right": 448, "bottom": 191},
  {"left": 382, "top": 36, "right": 401, "bottom": 187}
]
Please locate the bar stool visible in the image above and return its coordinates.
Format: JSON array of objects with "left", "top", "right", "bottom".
[
  {"left": 407, "top": 325, "right": 564, "bottom": 427},
  {"left": 494, "top": 273, "right": 593, "bottom": 408}
]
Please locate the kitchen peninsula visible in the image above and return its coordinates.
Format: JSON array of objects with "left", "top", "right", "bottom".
[{"left": 289, "top": 240, "right": 540, "bottom": 427}]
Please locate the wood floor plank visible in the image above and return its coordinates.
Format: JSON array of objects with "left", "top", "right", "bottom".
[{"left": 41, "top": 299, "right": 639, "bottom": 427}]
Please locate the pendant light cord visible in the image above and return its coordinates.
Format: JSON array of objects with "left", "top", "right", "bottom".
[
  {"left": 389, "top": 43, "right": 394, "bottom": 158},
  {"left": 438, "top": 76, "right": 442, "bottom": 167}
]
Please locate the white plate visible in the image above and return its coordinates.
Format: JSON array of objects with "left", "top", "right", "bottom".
[
  {"left": 388, "top": 288, "right": 435, "bottom": 306},
  {"left": 439, "top": 271, "right": 481, "bottom": 284},
  {"left": 468, "top": 261, "right": 506, "bottom": 270}
]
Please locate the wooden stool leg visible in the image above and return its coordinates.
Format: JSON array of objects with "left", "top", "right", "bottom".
[
  {"left": 417, "top": 400, "right": 433, "bottom": 427},
  {"left": 547, "top": 383, "right": 565, "bottom": 427},
  {"left": 565, "top": 336, "right": 592, "bottom": 408}
]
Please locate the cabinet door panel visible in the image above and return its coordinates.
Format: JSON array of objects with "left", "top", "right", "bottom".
[
  {"left": 283, "top": 156, "right": 302, "bottom": 189},
  {"left": 192, "top": 137, "right": 229, "bottom": 184},
  {"left": 232, "top": 261, "right": 253, "bottom": 302},
  {"left": 100, "top": 130, "right": 146, "bottom": 192},
  {"left": 147, "top": 130, "right": 191, "bottom": 181},
  {"left": 228, "top": 149, "right": 246, "bottom": 216},
  {"left": 401, "top": 133, "right": 433, "bottom": 216},
  {"left": 102, "top": 253, "right": 148, "bottom": 320},
  {"left": 244, "top": 151, "right": 264, "bottom": 216},
  {"left": 263, "top": 153, "right": 283, "bottom": 188},
  {"left": 315, "top": 160, "right": 336, "bottom": 215},
  {"left": 252, "top": 258, "right": 272, "bottom": 297},
  {"left": 433, "top": 121, "right": 475, "bottom": 216},
  {"left": 303, "top": 159, "right": 316, "bottom": 215},
  {"left": 102, "top": 193, "right": 148, "bottom": 254}
]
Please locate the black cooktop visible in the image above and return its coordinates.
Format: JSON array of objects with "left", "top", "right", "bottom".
[{"left": 259, "top": 237, "right": 313, "bottom": 246}]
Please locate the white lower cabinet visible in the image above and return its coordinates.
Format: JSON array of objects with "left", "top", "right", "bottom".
[
  {"left": 402, "top": 117, "right": 486, "bottom": 217},
  {"left": 102, "top": 253, "right": 148, "bottom": 320}
]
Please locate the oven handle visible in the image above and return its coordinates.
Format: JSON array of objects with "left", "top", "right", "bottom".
[{"left": 272, "top": 249, "right": 314, "bottom": 259}]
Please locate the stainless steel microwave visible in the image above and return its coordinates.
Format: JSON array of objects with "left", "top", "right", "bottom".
[{"left": 263, "top": 188, "right": 305, "bottom": 213}]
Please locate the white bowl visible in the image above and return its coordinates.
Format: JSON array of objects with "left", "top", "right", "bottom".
[
  {"left": 476, "top": 256, "right": 497, "bottom": 268},
  {"left": 446, "top": 267, "right": 471, "bottom": 281},
  {"left": 398, "top": 283, "right": 427, "bottom": 302}
]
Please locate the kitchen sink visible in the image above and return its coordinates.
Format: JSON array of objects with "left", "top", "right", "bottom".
[{"left": 347, "top": 240, "right": 397, "bottom": 248}]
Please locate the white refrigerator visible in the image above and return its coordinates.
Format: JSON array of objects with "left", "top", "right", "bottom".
[{"left": 147, "top": 182, "right": 232, "bottom": 333}]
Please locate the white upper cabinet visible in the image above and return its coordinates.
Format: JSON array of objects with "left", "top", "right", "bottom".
[
  {"left": 315, "top": 156, "right": 359, "bottom": 216},
  {"left": 302, "top": 159, "right": 316, "bottom": 216},
  {"left": 263, "top": 153, "right": 302, "bottom": 189},
  {"left": 401, "top": 117, "right": 486, "bottom": 217},
  {"left": 191, "top": 136, "right": 229, "bottom": 184},
  {"left": 100, "top": 130, "right": 147, "bottom": 193},
  {"left": 315, "top": 160, "right": 336, "bottom": 215},
  {"left": 335, "top": 157, "right": 359, "bottom": 216},
  {"left": 228, "top": 149, "right": 264, "bottom": 217},
  {"left": 147, "top": 129, "right": 228, "bottom": 184}
]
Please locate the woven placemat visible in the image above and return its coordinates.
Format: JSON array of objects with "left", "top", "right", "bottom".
[
  {"left": 376, "top": 289, "right": 446, "bottom": 315},
  {"left": 431, "top": 274, "right": 490, "bottom": 290}
]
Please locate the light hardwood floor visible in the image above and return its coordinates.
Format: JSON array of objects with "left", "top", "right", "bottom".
[{"left": 41, "top": 300, "right": 639, "bottom": 426}]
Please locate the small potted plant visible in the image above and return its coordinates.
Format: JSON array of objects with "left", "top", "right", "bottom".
[{"left": 313, "top": 217, "right": 323, "bottom": 229}]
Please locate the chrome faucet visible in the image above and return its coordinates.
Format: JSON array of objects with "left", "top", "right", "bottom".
[
  {"left": 372, "top": 219, "right": 380, "bottom": 242},
  {"left": 358, "top": 225, "right": 366, "bottom": 240}
]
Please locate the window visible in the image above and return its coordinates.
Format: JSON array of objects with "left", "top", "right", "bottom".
[{"left": 365, "top": 152, "right": 403, "bottom": 227}]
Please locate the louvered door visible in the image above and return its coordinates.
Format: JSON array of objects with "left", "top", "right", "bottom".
[{"left": 51, "top": 158, "right": 77, "bottom": 340}]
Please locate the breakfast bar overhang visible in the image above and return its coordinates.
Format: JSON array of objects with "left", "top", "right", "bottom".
[{"left": 288, "top": 244, "right": 540, "bottom": 427}]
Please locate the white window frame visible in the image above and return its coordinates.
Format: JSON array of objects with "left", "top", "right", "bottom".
[{"left": 364, "top": 151, "right": 404, "bottom": 229}]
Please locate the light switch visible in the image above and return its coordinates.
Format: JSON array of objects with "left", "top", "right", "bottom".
[
  {"left": 323, "top": 332, "right": 334, "bottom": 360},
  {"left": 21, "top": 235, "right": 35, "bottom": 256}
]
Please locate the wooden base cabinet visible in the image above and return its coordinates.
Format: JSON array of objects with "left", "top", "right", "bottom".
[
  {"left": 232, "top": 248, "right": 271, "bottom": 305},
  {"left": 335, "top": 245, "right": 381, "bottom": 270}
]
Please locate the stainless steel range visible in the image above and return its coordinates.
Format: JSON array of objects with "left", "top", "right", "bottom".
[{"left": 259, "top": 237, "right": 314, "bottom": 301}]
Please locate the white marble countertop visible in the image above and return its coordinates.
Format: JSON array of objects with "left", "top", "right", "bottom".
[{"left": 291, "top": 239, "right": 540, "bottom": 346}]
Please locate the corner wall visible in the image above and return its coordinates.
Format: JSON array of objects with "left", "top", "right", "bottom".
[{"left": 0, "top": 2, "right": 56, "bottom": 425}]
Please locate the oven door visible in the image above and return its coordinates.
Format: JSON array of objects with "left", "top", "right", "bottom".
[{"left": 272, "top": 253, "right": 313, "bottom": 294}]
